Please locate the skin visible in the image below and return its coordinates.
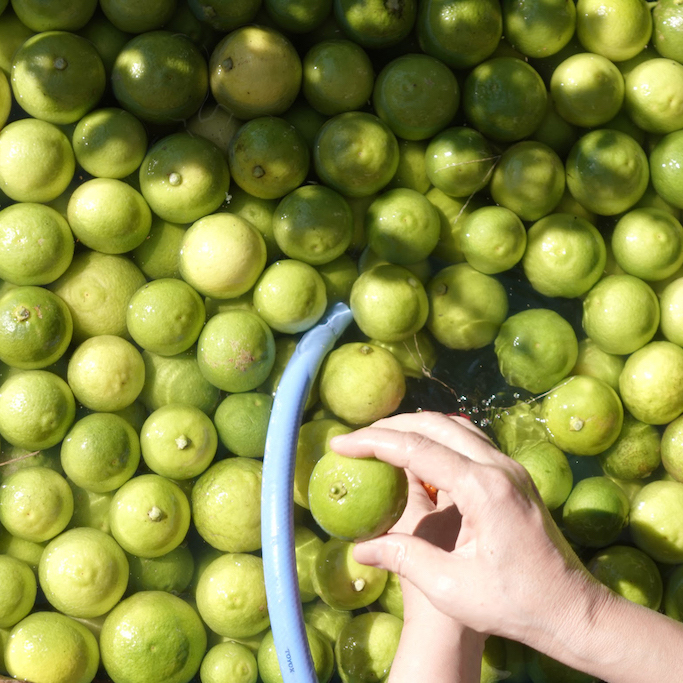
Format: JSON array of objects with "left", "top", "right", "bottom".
[{"left": 330, "top": 412, "right": 683, "bottom": 683}]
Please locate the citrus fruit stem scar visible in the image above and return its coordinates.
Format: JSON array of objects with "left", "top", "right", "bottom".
[
  {"left": 352, "top": 578, "right": 366, "bottom": 592},
  {"left": 54, "top": 57, "right": 67, "bottom": 70},
  {"left": 14, "top": 306, "right": 30, "bottom": 322},
  {"left": 175, "top": 435, "right": 190, "bottom": 450},
  {"left": 168, "top": 173, "right": 182, "bottom": 186},
  {"left": 148, "top": 506, "right": 166, "bottom": 521},
  {"left": 570, "top": 418, "right": 584, "bottom": 432},
  {"left": 329, "top": 482, "right": 347, "bottom": 500}
]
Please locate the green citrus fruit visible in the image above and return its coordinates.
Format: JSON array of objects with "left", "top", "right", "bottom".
[
  {"left": 200, "top": 641, "right": 258, "bottom": 683},
  {"left": 11, "top": 30, "right": 105, "bottom": 124},
  {"left": 127, "top": 544, "right": 194, "bottom": 594},
  {"left": 100, "top": 0, "right": 176, "bottom": 32},
  {"left": 653, "top": 0, "right": 683, "bottom": 62},
  {"left": 5, "top": 611, "right": 99, "bottom": 683},
  {"left": 502, "top": 0, "right": 576, "bottom": 58},
  {"left": 0, "top": 466, "right": 73, "bottom": 543},
  {"left": 427, "top": 262, "right": 509, "bottom": 350},
  {"left": 126, "top": 278, "right": 206, "bottom": 357},
  {"left": 582, "top": 274, "right": 660, "bottom": 355},
  {"left": 599, "top": 413, "right": 661, "bottom": 481},
  {"left": 650, "top": 130, "right": 683, "bottom": 210},
  {"left": 386, "top": 139, "right": 431, "bottom": 194},
  {"left": 196, "top": 553, "right": 269, "bottom": 638},
  {"left": 112, "top": 30, "right": 208, "bottom": 125},
  {"left": 214, "top": 392, "right": 273, "bottom": 458},
  {"left": 60, "top": 412, "right": 140, "bottom": 493},
  {"left": 39, "top": 526, "right": 128, "bottom": 618},
  {"left": 0, "top": 555, "right": 35, "bottom": 629},
  {"left": 619, "top": 341, "right": 683, "bottom": 425},
  {"left": 11, "top": 0, "right": 97, "bottom": 31},
  {"left": 512, "top": 441, "right": 573, "bottom": 511},
  {"left": 186, "top": 102, "right": 242, "bottom": 160},
  {"left": 109, "top": 474, "right": 191, "bottom": 558},
  {"left": 494, "top": 308, "right": 579, "bottom": 395},
  {"left": 571, "top": 339, "right": 625, "bottom": 394},
  {"left": 522, "top": 213, "right": 606, "bottom": 298},
  {"left": 192, "top": 457, "right": 263, "bottom": 552},
  {"left": 188, "top": 0, "right": 261, "bottom": 31},
  {"left": 541, "top": 375, "right": 624, "bottom": 456},
  {"left": 334, "top": 0, "right": 416, "bottom": 48},
  {"left": 303, "top": 599, "right": 353, "bottom": 643},
  {"left": 317, "top": 253, "right": 359, "bottom": 304},
  {"left": 0, "top": 203, "right": 74, "bottom": 286},
  {"left": 100, "top": 590, "right": 206, "bottom": 683}
]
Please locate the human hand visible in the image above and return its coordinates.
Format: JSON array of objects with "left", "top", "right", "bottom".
[{"left": 330, "top": 411, "right": 603, "bottom": 647}]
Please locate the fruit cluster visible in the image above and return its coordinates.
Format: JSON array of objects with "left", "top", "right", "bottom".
[{"left": 2, "top": 0, "right": 683, "bottom": 682}]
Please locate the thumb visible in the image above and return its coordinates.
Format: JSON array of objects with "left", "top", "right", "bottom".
[{"left": 353, "top": 533, "right": 453, "bottom": 595}]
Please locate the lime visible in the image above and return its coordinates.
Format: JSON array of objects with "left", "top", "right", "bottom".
[
  {"left": 265, "top": 0, "right": 332, "bottom": 33},
  {"left": 49, "top": 250, "right": 147, "bottom": 344},
  {"left": 417, "top": 0, "right": 502, "bottom": 69},
  {"left": 303, "top": 599, "right": 353, "bottom": 643},
  {"left": 460, "top": 206, "right": 526, "bottom": 274},
  {"left": 39, "top": 527, "right": 128, "bottom": 618},
  {"left": 550, "top": 52, "right": 624, "bottom": 128},
  {"left": 541, "top": 375, "right": 624, "bottom": 456},
  {"left": 427, "top": 262, "right": 509, "bottom": 350},
  {"left": 0, "top": 370, "right": 75, "bottom": 450},
  {"left": 253, "top": 259, "right": 327, "bottom": 334},
  {"left": 599, "top": 413, "right": 661, "bottom": 481},
  {"left": 196, "top": 553, "right": 269, "bottom": 638},
  {"left": 0, "top": 526, "right": 44, "bottom": 575},
  {"left": 532, "top": 97, "right": 579, "bottom": 159},
  {"left": 139, "top": 347, "right": 220, "bottom": 416},
  {"left": 571, "top": 339, "right": 625, "bottom": 394},
  {"left": 294, "top": 525, "right": 324, "bottom": 603},
  {"left": 188, "top": 0, "right": 261, "bottom": 31},
  {"left": 661, "top": 414, "right": 683, "bottom": 483},
  {"left": 319, "top": 342, "right": 405, "bottom": 425},
  {"left": 140, "top": 403, "right": 217, "bottom": 480},
  {"left": 127, "top": 278, "right": 206, "bottom": 356},
  {"left": 562, "top": 476, "right": 630, "bottom": 548},
  {"left": 0, "top": 286, "right": 72, "bottom": 370},
  {"left": 303, "top": 39, "right": 374, "bottom": 116},
  {"left": 494, "top": 308, "right": 579, "bottom": 395},
  {"left": 512, "top": 441, "right": 573, "bottom": 511},
  {"left": 630, "top": 480, "right": 683, "bottom": 563},
  {"left": 650, "top": 130, "right": 683, "bottom": 210},
  {"left": 200, "top": 641, "right": 258, "bottom": 683},
  {"left": 0, "top": 9, "right": 34, "bottom": 78},
  {"left": 112, "top": 30, "right": 207, "bottom": 125},
  {"left": 350, "top": 264, "right": 429, "bottom": 342},
  {"left": 228, "top": 117, "right": 309, "bottom": 201},
  {"left": 611, "top": 208, "right": 683, "bottom": 281},
  {"left": 489, "top": 141, "right": 565, "bottom": 222},
  {"left": 67, "top": 178, "right": 151, "bottom": 254},
  {"left": 67, "top": 335, "right": 145, "bottom": 412},
  {"left": 293, "top": 418, "right": 352, "bottom": 508},
  {"left": 502, "top": 0, "right": 576, "bottom": 58},
  {"left": 314, "top": 111, "right": 399, "bottom": 197},
  {"left": 373, "top": 53, "right": 458, "bottom": 141},
  {"left": 196, "top": 309, "right": 275, "bottom": 392},
  {"left": 72, "top": 108, "right": 147, "bottom": 179},
  {"left": 11, "top": 30, "right": 105, "bottom": 124},
  {"left": 463, "top": 57, "right": 547, "bottom": 142},
  {"left": 309, "top": 450, "right": 408, "bottom": 541},
  {"left": 566, "top": 129, "right": 649, "bottom": 216},
  {"left": 370, "top": 330, "right": 437, "bottom": 380},
  {"left": 273, "top": 184, "right": 354, "bottom": 265},
  {"left": 619, "top": 341, "right": 683, "bottom": 425},
  {"left": 386, "top": 139, "right": 431, "bottom": 194},
  {"left": 365, "top": 188, "right": 440, "bottom": 265},
  {"left": 127, "top": 544, "right": 194, "bottom": 594},
  {"left": 258, "top": 624, "right": 333, "bottom": 683},
  {"left": 317, "top": 253, "right": 358, "bottom": 303},
  {"left": 192, "top": 457, "right": 263, "bottom": 552},
  {"left": 180, "top": 212, "right": 266, "bottom": 301},
  {"left": 214, "top": 392, "right": 272, "bottom": 458},
  {"left": 100, "top": 0, "right": 176, "bottom": 32},
  {"left": 209, "top": 25, "right": 302, "bottom": 120},
  {"left": 576, "top": 0, "right": 652, "bottom": 62},
  {"left": 665, "top": 564, "right": 683, "bottom": 622},
  {"left": 60, "top": 412, "right": 140, "bottom": 493},
  {"left": 109, "top": 474, "right": 191, "bottom": 558},
  {"left": 424, "top": 126, "right": 496, "bottom": 198},
  {"left": 0, "top": 203, "right": 73, "bottom": 286},
  {"left": 225, "top": 186, "right": 280, "bottom": 263},
  {"left": 313, "top": 538, "right": 388, "bottom": 610},
  {"left": 0, "top": 118, "right": 75, "bottom": 203},
  {"left": 76, "top": 9, "right": 133, "bottom": 78},
  {"left": 139, "top": 132, "right": 230, "bottom": 225},
  {"left": 427, "top": 187, "right": 483, "bottom": 263},
  {"left": 67, "top": 483, "right": 113, "bottom": 534},
  {"left": 11, "top": 0, "right": 97, "bottom": 31},
  {"left": 283, "top": 100, "right": 329, "bottom": 152},
  {"left": 5, "top": 611, "right": 99, "bottom": 683},
  {"left": 0, "top": 441, "right": 62, "bottom": 481},
  {"left": 334, "top": 0, "right": 416, "bottom": 48},
  {"left": 653, "top": 0, "right": 683, "bottom": 62},
  {"left": 582, "top": 275, "right": 659, "bottom": 355},
  {"left": 522, "top": 213, "right": 606, "bottom": 298},
  {"left": 100, "top": 590, "right": 206, "bottom": 683},
  {"left": 0, "top": 467, "right": 73, "bottom": 543},
  {"left": 0, "top": 555, "right": 35, "bottom": 629},
  {"left": 335, "top": 612, "right": 402, "bottom": 683},
  {"left": 186, "top": 103, "right": 242, "bottom": 160}
]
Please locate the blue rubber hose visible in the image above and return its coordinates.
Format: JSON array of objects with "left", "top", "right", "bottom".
[{"left": 261, "top": 301, "right": 354, "bottom": 682}]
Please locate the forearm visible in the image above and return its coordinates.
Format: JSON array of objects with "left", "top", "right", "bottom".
[
  {"left": 389, "top": 613, "right": 484, "bottom": 683},
  {"left": 528, "top": 578, "right": 683, "bottom": 683}
]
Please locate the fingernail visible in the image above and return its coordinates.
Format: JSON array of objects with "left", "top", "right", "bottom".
[{"left": 353, "top": 541, "right": 383, "bottom": 566}]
